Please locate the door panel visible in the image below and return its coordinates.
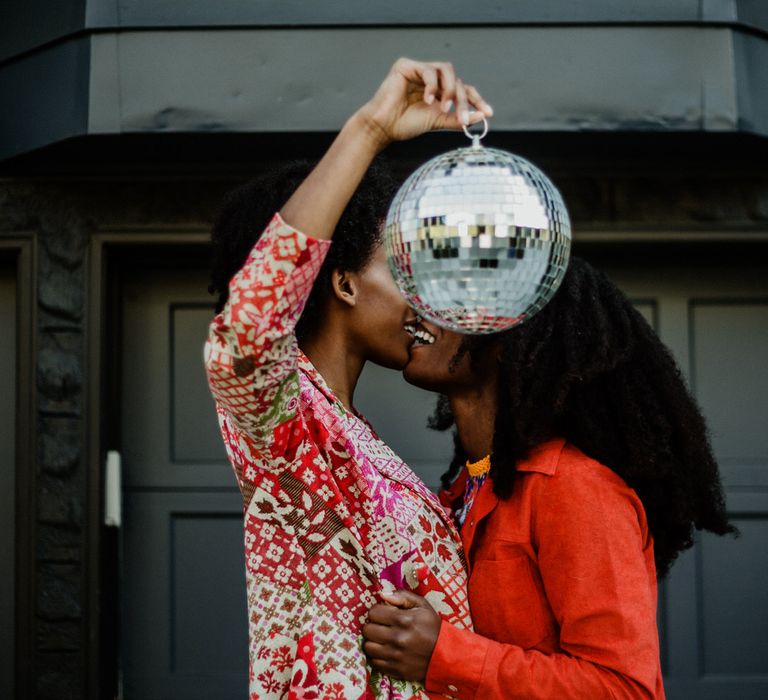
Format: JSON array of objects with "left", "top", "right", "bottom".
[
  {"left": 122, "top": 492, "right": 248, "bottom": 700},
  {"left": 121, "top": 268, "right": 227, "bottom": 489},
  {"left": 691, "top": 302, "right": 768, "bottom": 467},
  {"left": 700, "top": 516, "right": 767, "bottom": 675},
  {"left": 171, "top": 304, "right": 230, "bottom": 463},
  {"left": 0, "top": 263, "right": 16, "bottom": 700}
]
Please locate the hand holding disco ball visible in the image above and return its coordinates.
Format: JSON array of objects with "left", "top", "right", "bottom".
[{"left": 384, "top": 119, "right": 571, "bottom": 334}]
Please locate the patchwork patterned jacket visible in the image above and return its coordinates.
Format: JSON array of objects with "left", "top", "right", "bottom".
[{"left": 205, "top": 213, "right": 472, "bottom": 699}]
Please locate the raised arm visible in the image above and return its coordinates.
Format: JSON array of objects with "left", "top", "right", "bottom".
[{"left": 204, "top": 213, "right": 331, "bottom": 455}]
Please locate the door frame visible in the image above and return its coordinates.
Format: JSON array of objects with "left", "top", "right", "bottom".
[
  {"left": 87, "top": 227, "right": 210, "bottom": 699},
  {"left": 0, "top": 236, "right": 36, "bottom": 700}
]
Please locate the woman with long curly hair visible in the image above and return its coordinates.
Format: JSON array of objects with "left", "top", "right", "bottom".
[{"left": 363, "top": 256, "right": 735, "bottom": 699}]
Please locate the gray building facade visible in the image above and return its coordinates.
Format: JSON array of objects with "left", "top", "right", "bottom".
[{"left": 1, "top": 2, "right": 767, "bottom": 698}]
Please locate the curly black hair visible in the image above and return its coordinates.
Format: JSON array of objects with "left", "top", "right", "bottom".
[
  {"left": 432, "top": 256, "right": 736, "bottom": 578},
  {"left": 209, "top": 158, "right": 399, "bottom": 341}
]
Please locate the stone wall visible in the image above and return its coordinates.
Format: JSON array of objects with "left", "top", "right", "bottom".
[
  {"left": 0, "top": 184, "right": 86, "bottom": 698},
  {"left": 0, "top": 179, "right": 229, "bottom": 699}
]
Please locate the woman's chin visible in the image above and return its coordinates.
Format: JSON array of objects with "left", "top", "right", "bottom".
[
  {"left": 402, "top": 361, "right": 437, "bottom": 391},
  {"left": 372, "top": 345, "right": 411, "bottom": 372}
]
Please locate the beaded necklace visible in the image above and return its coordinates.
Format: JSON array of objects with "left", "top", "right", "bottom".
[{"left": 455, "top": 454, "right": 491, "bottom": 527}]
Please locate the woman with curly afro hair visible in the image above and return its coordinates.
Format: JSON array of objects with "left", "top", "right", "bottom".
[{"left": 363, "top": 256, "right": 735, "bottom": 699}]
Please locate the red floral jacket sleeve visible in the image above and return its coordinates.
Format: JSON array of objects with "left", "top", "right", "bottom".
[{"left": 204, "top": 212, "right": 331, "bottom": 466}]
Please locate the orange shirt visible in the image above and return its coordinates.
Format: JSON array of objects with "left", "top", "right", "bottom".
[{"left": 426, "top": 438, "right": 665, "bottom": 699}]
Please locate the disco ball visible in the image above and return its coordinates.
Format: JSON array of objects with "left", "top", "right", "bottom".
[{"left": 384, "top": 122, "right": 571, "bottom": 333}]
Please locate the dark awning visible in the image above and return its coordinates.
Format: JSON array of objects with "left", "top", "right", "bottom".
[{"left": 2, "top": 1, "right": 768, "bottom": 161}]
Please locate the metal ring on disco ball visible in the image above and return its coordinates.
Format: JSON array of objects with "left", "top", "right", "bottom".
[
  {"left": 384, "top": 121, "right": 572, "bottom": 334},
  {"left": 461, "top": 116, "right": 489, "bottom": 145}
]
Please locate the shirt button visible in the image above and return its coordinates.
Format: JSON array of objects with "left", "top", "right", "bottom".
[
  {"left": 448, "top": 685, "right": 458, "bottom": 693},
  {"left": 469, "top": 519, "right": 475, "bottom": 527}
]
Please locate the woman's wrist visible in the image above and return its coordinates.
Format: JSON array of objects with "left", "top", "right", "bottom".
[
  {"left": 279, "top": 109, "right": 389, "bottom": 240},
  {"left": 345, "top": 107, "right": 393, "bottom": 155}
]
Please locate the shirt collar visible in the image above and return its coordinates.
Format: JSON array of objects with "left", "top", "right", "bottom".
[{"left": 515, "top": 437, "right": 567, "bottom": 475}]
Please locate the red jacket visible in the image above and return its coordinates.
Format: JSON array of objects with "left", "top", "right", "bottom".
[{"left": 425, "top": 438, "right": 665, "bottom": 699}]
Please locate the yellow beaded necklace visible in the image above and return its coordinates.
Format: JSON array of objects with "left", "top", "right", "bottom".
[{"left": 466, "top": 454, "right": 491, "bottom": 478}]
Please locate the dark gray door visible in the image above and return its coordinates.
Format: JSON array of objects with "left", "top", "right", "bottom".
[
  {"left": 118, "top": 253, "right": 767, "bottom": 700},
  {"left": 120, "top": 263, "right": 248, "bottom": 700},
  {"left": 604, "top": 262, "right": 768, "bottom": 700},
  {"left": 0, "top": 262, "right": 16, "bottom": 699}
]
